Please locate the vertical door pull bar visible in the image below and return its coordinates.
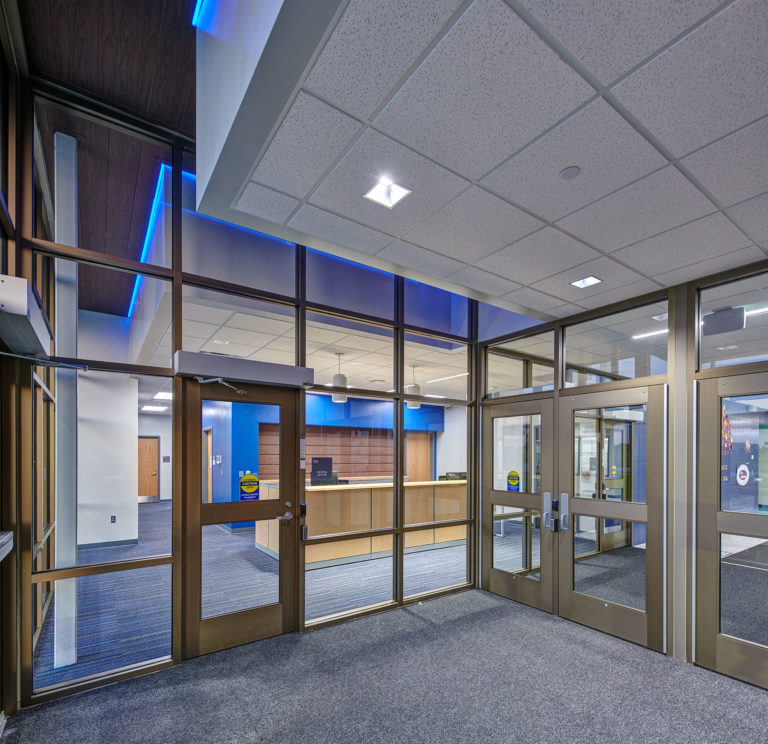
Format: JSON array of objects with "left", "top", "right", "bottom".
[
  {"left": 542, "top": 492, "right": 552, "bottom": 531},
  {"left": 559, "top": 493, "right": 570, "bottom": 532}
]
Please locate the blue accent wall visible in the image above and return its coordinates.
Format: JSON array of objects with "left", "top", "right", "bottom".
[{"left": 202, "top": 395, "right": 445, "bottom": 508}]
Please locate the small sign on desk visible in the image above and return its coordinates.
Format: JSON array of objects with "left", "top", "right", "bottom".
[{"left": 311, "top": 457, "right": 332, "bottom": 483}]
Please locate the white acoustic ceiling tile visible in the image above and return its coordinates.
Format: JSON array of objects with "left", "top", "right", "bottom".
[
  {"left": 234, "top": 182, "right": 300, "bottom": 223},
  {"left": 681, "top": 117, "right": 768, "bottom": 207},
  {"left": 182, "top": 301, "right": 232, "bottom": 325},
  {"left": 654, "top": 245, "right": 767, "bottom": 286},
  {"left": 531, "top": 255, "right": 645, "bottom": 303},
  {"left": 405, "top": 187, "right": 543, "bottom": 262},
  {"left": 476, "top": 227, "right": 600, "bottom": 284},
  {"left": 521, "top": 0, "right": 722, "bottom": 83},
  {"left": 251, "top": 92, "right": 361, "bottom": 198},
  {"left": 305, "top": 0, "right": 463, "bottom": 119},
  {"left": 446, "top": 267, "right": 521, "bottom": 296},
  {"left": 376, "top": 241, "right": 466, "bottom": 277},
  {"left": 611, "top": 213, "right": 753, "bottom": 276},
  {"left": 613, "top": 0, "right": 768, "bottom": 157},
  {"left": 547, "top": 303, "right": 588, "bottom": 318},
  {"left": 310, "top": 130, "right": 469, "bottom": 235},
  {"left": 227, "top": 314, "right": 295, "bottom": 335},
  {"left": 375, "top": 0, "right": 593, "bottom": 179},
  {"left": 289, "top": 205, "right": 393, "bottom": 255},
  {"left": 573, "top": 279, "right": 663, "bottom": 310},
  {"left": 501, "top": 286, "right": 569, "bottom": 313},
  {"left": 183, "top": 320, "right": 221, "bottom": 339},
  {"left": 482, "top": 99, "right": 666, "bottom": 221},
  {"left": 557, "top": 167, "right": 715, "bottom": 251},
  {"left": 728, "top": 193, "right": 768, "bottom": 244}
]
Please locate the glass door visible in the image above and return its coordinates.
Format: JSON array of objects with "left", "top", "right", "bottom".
[
  {"left": 558, "top": 385, "right": 666, "bottom": 651},
  {"left": 696, "top": 373, "right": 768, "bottom": 688},
  {"left": 557, "top": 385, "right": 666, "bottom": 650},
  {"left": 482, "top": 398, "right": 554, "bottom": 612},
  {"left": 182, "top": 380, "right": 298, "bottom": 657}
]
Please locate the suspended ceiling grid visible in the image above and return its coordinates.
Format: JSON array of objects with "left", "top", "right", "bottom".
[{"left": 200, "top": 0, "right": 768, "bottom": 321}]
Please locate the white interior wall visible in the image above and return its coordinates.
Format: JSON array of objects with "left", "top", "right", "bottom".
[
  {"left": 77, "top": 310, "right": 130, "bottom": 364},
  {"left": 436, "top": 406, "right": 468, "bottom": 477},
  {"left": 138, "top": 413, "right": 172, "bottom": 502},
  {"left": 77, "top": 372, "right": 138, "bottom": 546}
]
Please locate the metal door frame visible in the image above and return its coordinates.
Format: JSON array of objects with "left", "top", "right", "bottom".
[
  {"left": 557, "top": 384, "right": 666, "bottom": 650},
  {"left": 181, "top": 379, "right": 299, "bottom": 658},
  {"left": 696, "top": 372, "right": 768, "bottom": 687}
]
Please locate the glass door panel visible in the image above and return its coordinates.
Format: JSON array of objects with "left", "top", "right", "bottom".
[
  {"left": 697, "top": 375, "right": 768, "bottom": 689},
  {"left": 483, "top": 399, "right": 554, "bottom": 613}
]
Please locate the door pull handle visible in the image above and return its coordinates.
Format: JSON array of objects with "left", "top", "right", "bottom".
[
  {"left": 276, "top": 511, "right": 293, "bottom": 521},
  {"left": 542, "top": 491, "right": 553, "bottom": 532},
  {"left": 559, "top": 493, "right": 570, "bottom": 532}
]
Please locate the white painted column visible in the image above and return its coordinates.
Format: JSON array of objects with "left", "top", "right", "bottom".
[{"left": 53, "top": 132, "right": 78, "bottom": 668}]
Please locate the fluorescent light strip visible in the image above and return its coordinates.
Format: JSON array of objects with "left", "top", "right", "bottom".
[
  {"left": 425, "top": 371, "right": 469, "bottom": 384},
  {"left": 153, "top": 392, "right": 173, "bottom": 400},
  {"left": 142, "top": 405, "right": 168, "bottom": 412},
  {"left": 631, "top": 328, "right": 670, "bottom": 340},
  {"left": 745, "top": 306, "right": 768, "bottom": 317}
]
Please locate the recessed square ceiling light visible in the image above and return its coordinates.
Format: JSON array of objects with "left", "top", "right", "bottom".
[
  {"left": 142, "top": 405, "right": 168, "bottom": 412},
  {"left": 570, "top": 275, "right": 602, "bottom": 289},
  {"left": 363, "top": 177, "right": 411, "bottom": 209},
  {"left": 153, "top": 391, "right": 173, "bottom": 400}
]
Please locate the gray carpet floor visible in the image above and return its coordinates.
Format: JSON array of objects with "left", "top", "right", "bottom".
[{"left": 4, "top": 590, "right": 766, "bottom": 744}]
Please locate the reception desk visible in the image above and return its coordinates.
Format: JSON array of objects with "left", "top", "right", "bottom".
[{"left": 255, "top": 480, "right": 467, "bottom": 564}]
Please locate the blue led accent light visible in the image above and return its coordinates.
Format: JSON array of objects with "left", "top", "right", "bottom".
[
  {"left": 127, "top": 163, "right": 169, "bottom": 318},
  {"left": 191, "top": 0, "right": 207, "bottom": 27}
]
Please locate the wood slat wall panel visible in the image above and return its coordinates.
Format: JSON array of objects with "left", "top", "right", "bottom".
[{"left": 258, "top": 424, "right": 395, "bottom": 482}]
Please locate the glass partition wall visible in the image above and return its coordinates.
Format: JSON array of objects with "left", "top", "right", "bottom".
[{"left": 15, "top": 95, "right": 481, "bottom": 703}]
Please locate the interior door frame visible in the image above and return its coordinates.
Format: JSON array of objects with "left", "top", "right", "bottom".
[
  {"left": 557, "top": 384, "right": 666, "bottom": 651},
  {"left": 181, "top": 378, "right": 299, "bottom": 658},
  {"left": 481, "top": 395, "right": 555, "bottom": 613},
  {"left": 696, "top": 372, "right": 768, "bottom": 688}
]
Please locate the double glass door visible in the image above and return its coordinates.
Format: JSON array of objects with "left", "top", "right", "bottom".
[
  {"left": 483, "top": 385, "right": 666, "bottom": 650},
  {"left": 696, "top": 373, "right": 768, "bottom": 687},
  {"left": 182, "top": 380, "right": 298, "bottom": 657}
]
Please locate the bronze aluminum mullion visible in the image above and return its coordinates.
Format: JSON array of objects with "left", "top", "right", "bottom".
[
  {"left": 481, "top": 320, "right": 557, "bottom": 350},
  {"left": 696, "top": 361, "right": 768, "bottom": 380},
  {"left": 22, "top": 237, "right": 174, "bottom": 279},
  {"left": 307, "top": 300, "right": 397, "bottom": 330},
  {"left": 1, "top": 359, "right": 20, "bottom": 714},
  {"left": 468, "top": 298, "right": 479, "bottom": 587},
  {"left": 18, "top": 363, "right": 33, "bottom": 705},
  {"left": 29, "top": 659, "right": 175, "bottom": 707},
  {"left": 296, "top": 245, "right": 306, "bottom": 632},
  {"left": 181, "top": 271, "right": 299, "bottom": 309},
  {"left": 402, "top": 323, "right": 471, "bottom": 345},
  {"left": 46, "top": 357, "right": 173, "bottom": 377},
  {"left": 558, "top": 374, "right": 667, "bottom": 397},
  {"left": 29, "top": 555, "right": 174, "bottom": 584},
  {"left": 393, "top": 275, "right": 405, "bottom": 607}
]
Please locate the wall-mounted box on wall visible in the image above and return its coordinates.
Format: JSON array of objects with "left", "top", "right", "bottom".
[{"left": 0, "top": 275, "right": 51, "bottom": 356}]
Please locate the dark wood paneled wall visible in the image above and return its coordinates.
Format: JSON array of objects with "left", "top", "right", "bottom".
[
  {"left": 20, "top": 0, "right": 196, "bottom": 136},
  {"left": 259, "top": 424, "right": 396, "bottom": 482}
]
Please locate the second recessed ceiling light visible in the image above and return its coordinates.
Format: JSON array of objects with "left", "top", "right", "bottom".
[{"left": 364, "top": 177, "right": 411, "bottom": 209}]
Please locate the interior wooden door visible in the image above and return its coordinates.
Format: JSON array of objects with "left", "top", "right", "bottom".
[
  {"left": 406, "top": 431, "right": 432, "bottom": 482},
  {"left": 138, "top": 436, "right": 159, "bottom": 502}
]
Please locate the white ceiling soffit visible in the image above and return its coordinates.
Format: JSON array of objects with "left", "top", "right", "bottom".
[{"left": 196, "top": 0, "right": 768, "bottom": 322}]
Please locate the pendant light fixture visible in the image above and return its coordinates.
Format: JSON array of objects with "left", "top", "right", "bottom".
[
  {"left": 406, "top": 364, "right": 421, "bottom": 409},
  {"left": 332, "top": 352, "right": 347, "bottom": 403}
]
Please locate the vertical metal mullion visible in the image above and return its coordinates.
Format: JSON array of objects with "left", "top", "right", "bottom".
[
  {"left": 468, "top": 299, "right": 479, "bottom": 587},
  {"left": 296, "top": 244, "right": 306, "bottom": 631},
  {"left": 394, "top": 276, "right": 405, "bottom": 604},
  {"left": 170, "top": 140, "right": 183, "bottom": 662},
  {"left": 552, "top": 322, "right": 564, "bottom": 613}
]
